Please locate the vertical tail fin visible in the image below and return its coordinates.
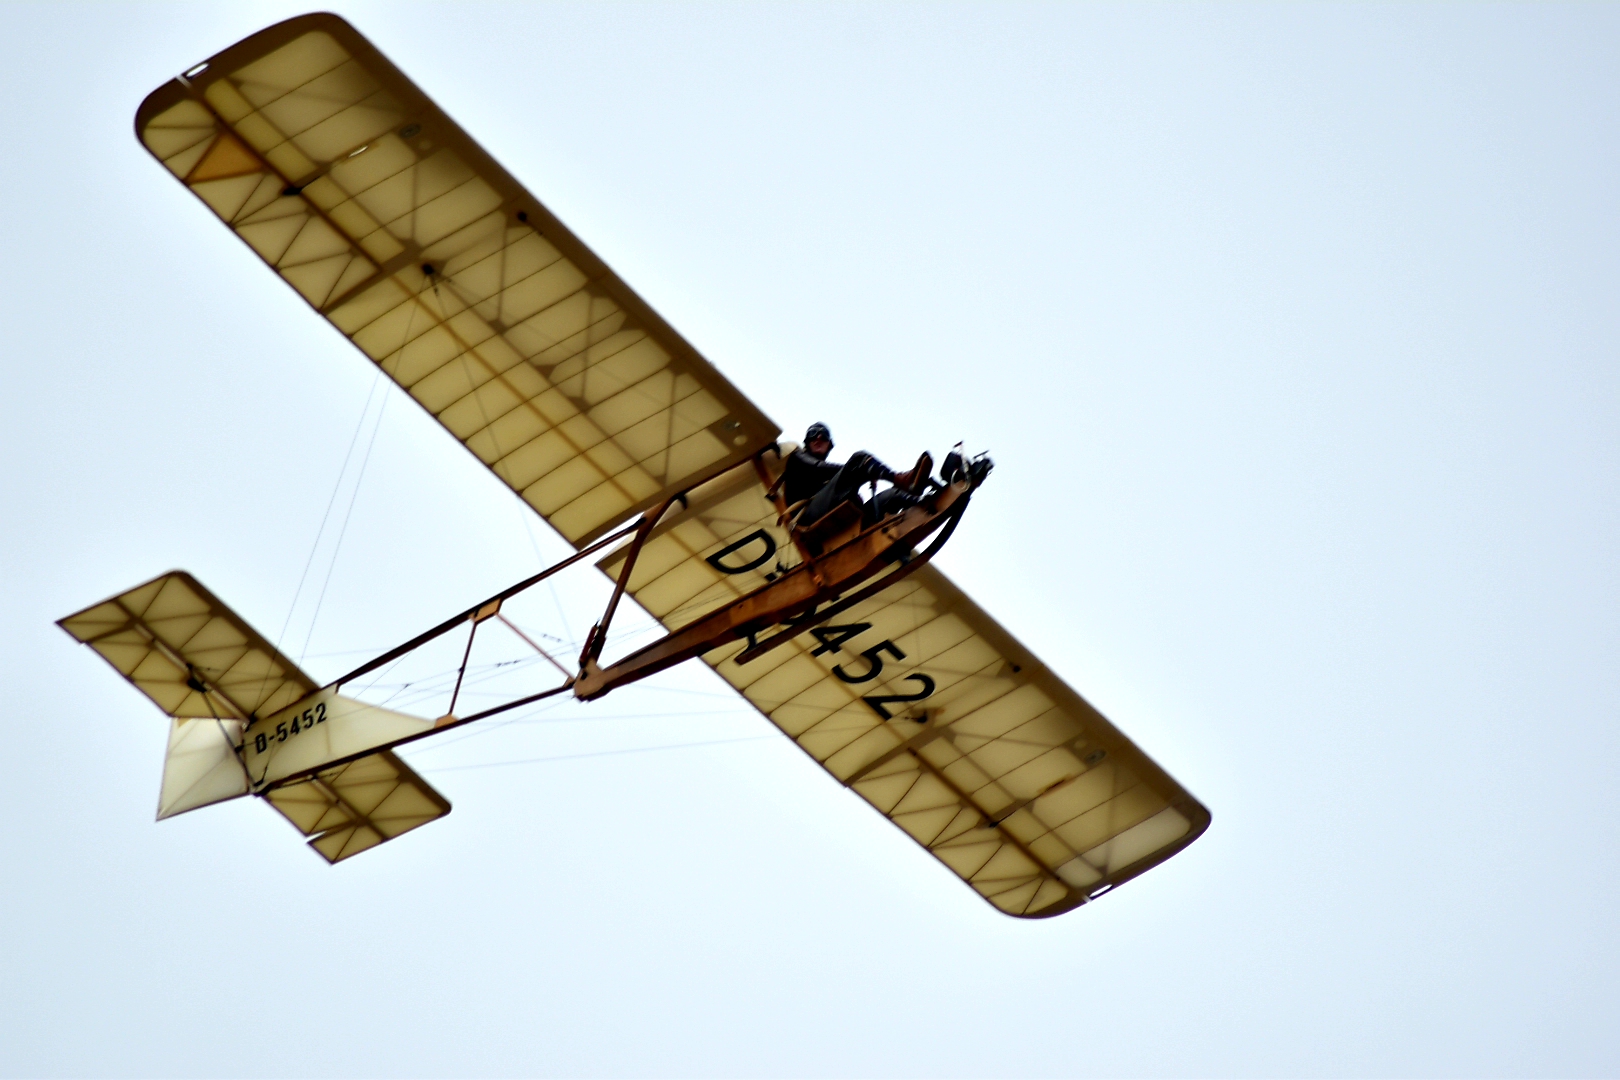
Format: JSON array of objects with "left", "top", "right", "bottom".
[{"left": 156, "top": 715, "right": 250, "bottom": 819}]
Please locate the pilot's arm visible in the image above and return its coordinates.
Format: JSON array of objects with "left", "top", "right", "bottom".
[{"left": 783, "top": 447, "right": 842, "bottom": 505}]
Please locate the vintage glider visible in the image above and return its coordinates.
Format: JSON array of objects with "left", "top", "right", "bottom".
[{"left": 61, "top": 12, "right": 1209, "bottom": 916}]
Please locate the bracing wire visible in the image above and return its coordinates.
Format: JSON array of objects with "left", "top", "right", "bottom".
[
  {"left": 298, "top": 386, "right": 390, "bottom": 663},
  {"left": 260, "top": 371, "right": 384, "bottom": 700},
  {"left": 427, "top": 734, "right": 776, "bottom": 772},
  {"left": 512, "top": 498, "right": 576, "bottom": 644}
]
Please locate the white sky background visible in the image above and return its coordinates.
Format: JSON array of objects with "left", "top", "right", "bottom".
[{"left": 1, "top": 2, "right": 1616, "bottom": 1076}]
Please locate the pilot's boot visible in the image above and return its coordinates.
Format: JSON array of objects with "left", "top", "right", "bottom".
[{"left": 891, "top": 452, "right": 933, "bottom": 495}]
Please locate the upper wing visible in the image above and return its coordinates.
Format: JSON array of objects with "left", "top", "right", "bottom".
[
  {"left": 600, "top": 458, "right": 1209, "bottom": 918},
  {"left": 135, "top": 13, "right": 780, "bottom": 547}
]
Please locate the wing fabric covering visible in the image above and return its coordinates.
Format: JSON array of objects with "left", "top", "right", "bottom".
[
  {"left": 59, "top": 571, "right": 451, "bottom": 861},
  {"left": 267, "top": 750, "right": 450, "bottom": 863},
  {"left": 601, "top": 458, "right": 1209, "bottom": 918},
  {"left": 135, "top": 13, "right": 779, "bottom": 547}
]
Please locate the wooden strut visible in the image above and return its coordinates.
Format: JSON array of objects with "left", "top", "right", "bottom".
[
  {"left": 446, "top": 618, "right": 479, "bottom": 716},
  {"left": 575, "top": 448, "right": 782, "bottom": 671},
  {"left": 572, "top": 481, "right": 975, "bottom": 701},
  {"left": 329, "top": 515, "right": 642, "bottom": 694},
  {"left": 576, "top": 493, "right": 680, "bottom": 670},
  {"left": 261, "top": 454, "right": 979, "bottom": 787}
]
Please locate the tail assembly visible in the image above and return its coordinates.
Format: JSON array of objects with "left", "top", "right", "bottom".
[{"left": 58, "top": 572, "right": 450, "bottom": 863}]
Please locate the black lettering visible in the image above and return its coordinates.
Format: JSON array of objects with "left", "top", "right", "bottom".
[
  {"left": 862, "top": 674, "right": 936, "bottom": 720},
  {"left": 314, "top": 702, "right": 326, "bottom": 723},
  {"left": 833, "top": 640, "right": 906, "bottom": 684},
  {"left": 254, "top": 733, "right": 267, "bottom": 753},
  {"left": 809, "top": 623, "right": 871, "bottom": 656},
  {"left": 290, "top": 715, "right": 301, "bottom": 735},
  {"left": 276, "top": 723, "right": 288, "bottom": 743},
  {"left": 738, "top": 608, "right": 827, "bottom": 666},
  {"left": 705, "top": 529, "right": 777, "bottom": 575}
]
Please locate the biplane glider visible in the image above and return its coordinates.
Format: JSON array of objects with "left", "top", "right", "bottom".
[{"left": 60, "top": 13, "right": 1208, "bottom": 917}]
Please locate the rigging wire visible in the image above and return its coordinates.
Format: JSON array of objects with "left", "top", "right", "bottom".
[
  {"left": 409, "top": 704, "right": 757, "bottom": 754},
  {"left": 427, "top": 734, "right": 776, "bottom": 772},
  {"left": 510, "top": 495, "right": 577, "bottom": 646},
  {"left": 272, "top": 375, "right": 383, "bottom": 647},
  {"left": 367, "top": 655, "right": 547, "bottom": 712},
  {"left": 298, "top": 385, "right": 390, "bottom": 663},
  {"left": 259, "top": 370, "right": 384, "bottom": 700}
]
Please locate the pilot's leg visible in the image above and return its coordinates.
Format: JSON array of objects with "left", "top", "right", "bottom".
[
  {"left": 865, "top": 486, "right": 920, "bottom": 525},
  {"left": 804, "top": 451, "right": 890, "bottom": 523}
]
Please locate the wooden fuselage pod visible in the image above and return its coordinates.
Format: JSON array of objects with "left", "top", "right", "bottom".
[{"left": 579, "top": 471, "right": 965, "bottom": 697}]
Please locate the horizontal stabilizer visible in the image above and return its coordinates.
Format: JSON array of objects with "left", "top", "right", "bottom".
[
  {"left": 245, "top": 691, "right": 438, "bottom": 791},
  {"left": 266, "top": 750, "right": 450, "bottom": 863},
  {"left": 60, "top": 571, "right": 317, "bottom": 819},
  {"left": 58, "top": 571, "right": 316, "bottom": 724},
  {"left": 62, "top": 572, "right": 451, "bottom": 861}
]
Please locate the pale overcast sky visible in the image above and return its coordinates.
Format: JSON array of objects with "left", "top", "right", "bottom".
[{"left": 2, "top": 3, "right": 1616, "bottom": 1076}]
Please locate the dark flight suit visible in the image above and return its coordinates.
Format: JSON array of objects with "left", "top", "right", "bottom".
[{"left": 784, "top": 447, "right": 917, "bottom": 526}]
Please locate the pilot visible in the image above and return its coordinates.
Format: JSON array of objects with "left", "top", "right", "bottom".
[{"left": 783, "top": 422, "right": 932, "bottom": 527}]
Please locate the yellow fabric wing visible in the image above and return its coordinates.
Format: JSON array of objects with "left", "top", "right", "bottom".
[
  {"left": 601, "top": 459, "right": 1209, "bottom": 918},
  {"left": 136, "top": 13, "right": 779, "bottom": 547}
]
